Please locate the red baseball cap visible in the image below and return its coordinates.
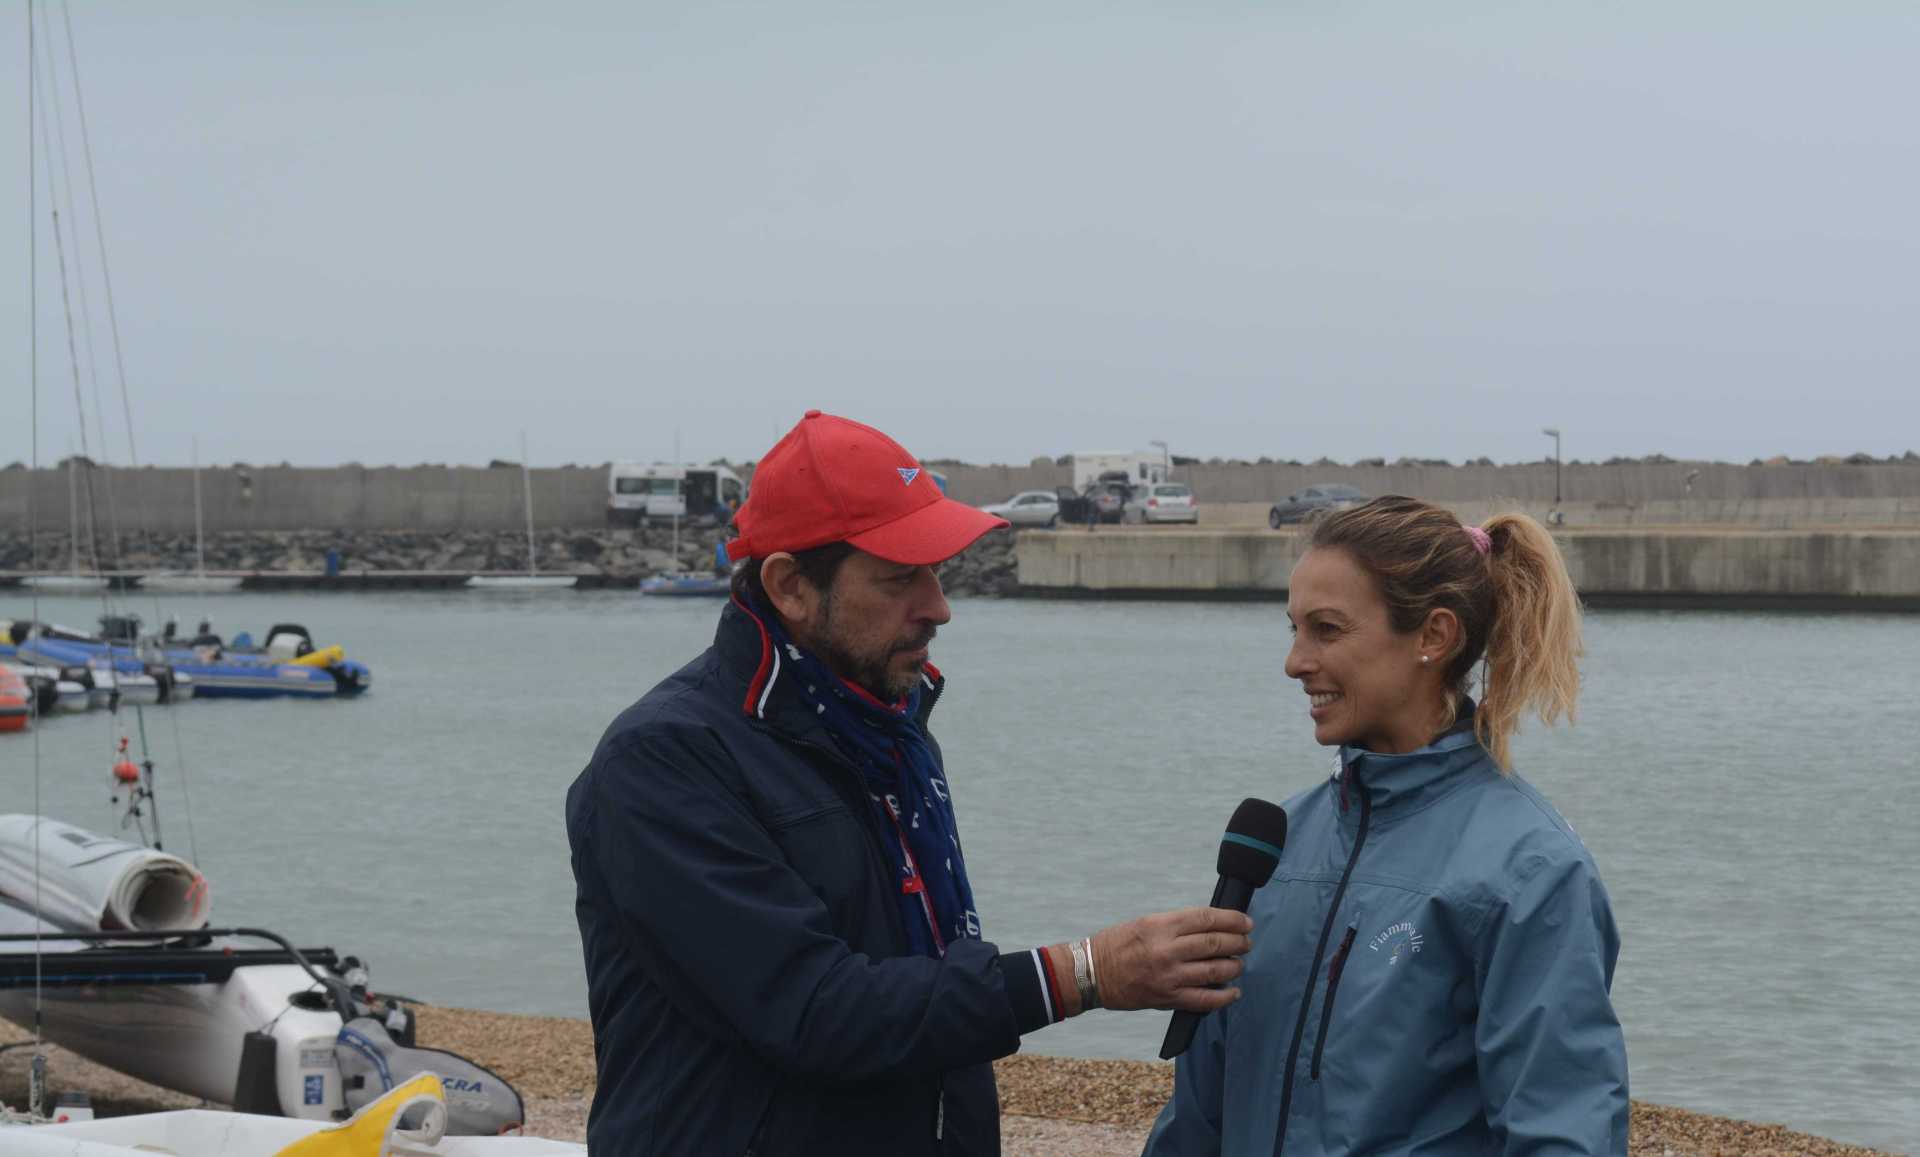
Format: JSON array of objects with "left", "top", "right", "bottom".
[{"left": 725, "top": 411, "right": 1008, "bottom": 566}]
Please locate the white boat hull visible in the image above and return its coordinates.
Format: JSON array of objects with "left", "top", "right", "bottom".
[
  {"left": 0, "top": 963, "right": 347, "bottom": 1119},
  {"left": 139, "top": 573, "right": 244, "bottom": 593},
  {"left": 464, "top": 575, "right": 578, "bottom": 589},
  {"left": 21, "top": 576, "right": 110, "bottom": 592},
  {"left": 13, "top": 1108, "right": 584, "bottom": 1154},
  {"left": 53, "top": 681, "right": 90, "bottom": 712}
]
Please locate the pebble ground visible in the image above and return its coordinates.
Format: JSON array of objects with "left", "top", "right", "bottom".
[{"left": 2, "top": 1007, "right": 1901, "bottom": 1155}]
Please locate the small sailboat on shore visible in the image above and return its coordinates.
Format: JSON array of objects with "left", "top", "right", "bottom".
[
  {"left": 468, "top": 434, "right": 577, "bottom": 590},
  {"left": 22, "top": 460, "right": 110, "bottom": 592},
  {"left": 141, "top": 441, "right": 242, "bottom": 592}
]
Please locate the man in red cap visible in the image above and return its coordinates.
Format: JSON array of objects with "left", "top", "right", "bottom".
[{"left": 566, "top": 412, "right": 1252, "bottom": 1156}]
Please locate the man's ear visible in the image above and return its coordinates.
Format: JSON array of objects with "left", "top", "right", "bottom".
[
  {"left": 759, "top": 553, "right": 818, "bottom": 626},
  {"left": 1420, "top": 607, "right": 1462, "bottom": 666}
]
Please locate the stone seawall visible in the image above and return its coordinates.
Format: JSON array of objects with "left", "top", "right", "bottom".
[
  {"left": 8, "top": 460, "right": 1920, "bottom": 534},
  {"left": 1013, "top": 528, "right": 1920, "bottom": 610},
  {"left": 0, "top": 527, "right": 1019, "bottom": 597}
]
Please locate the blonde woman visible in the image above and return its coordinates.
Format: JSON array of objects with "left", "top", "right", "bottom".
[{"left": 1147, "top": 497, "right": 1629, "bottom": 1156}]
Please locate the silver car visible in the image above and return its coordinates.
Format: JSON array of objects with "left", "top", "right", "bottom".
[
  {"left": 1122, "top": 483, "right": 1199, "bottom": 524},
  {"left": 979, "top": 489, "right": 1061, "bottom": 528}
]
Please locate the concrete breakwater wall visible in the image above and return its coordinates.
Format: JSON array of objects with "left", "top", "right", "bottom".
[
  {"left": 0, "top": 527, "right": 1019, "bottom": 597},
  {"left": 1014, "top": 528, "right": 1920, "bottom": 610},
  {"left": 8, "top": 461, "right": 1920, "bottom": 534}
]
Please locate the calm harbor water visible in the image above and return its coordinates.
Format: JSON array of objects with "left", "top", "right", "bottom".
[{"left": 4, "top": 591, "right": 1916, "bottom": 1152}]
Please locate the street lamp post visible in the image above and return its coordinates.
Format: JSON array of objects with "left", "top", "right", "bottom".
[{"left": 1541, "top": 427, "right": 1562, "bottom": 507}]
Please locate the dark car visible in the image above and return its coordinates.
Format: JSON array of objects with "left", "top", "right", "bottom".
[
  {"left": 1054, "top": 485, "right": 1094, "bottom": 525},
  {"left": 1084, "top": 479, "right": 1134, "bottom": 523},
  {"left": 1269, "top": 484, "right": 1369, "bottom": 527}
]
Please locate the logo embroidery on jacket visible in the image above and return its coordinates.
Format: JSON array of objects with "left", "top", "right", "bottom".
[{"left": 1369, "top": 921, "right": 1424, "bottom": 963}]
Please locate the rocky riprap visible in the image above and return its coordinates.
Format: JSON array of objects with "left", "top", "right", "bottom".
[{"left": 0, "top": 525, "right": 1023, "bottom": 595}]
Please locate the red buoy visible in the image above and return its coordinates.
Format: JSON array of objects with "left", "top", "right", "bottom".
[{"left": 112, "top": 759, "right": 140, "bottom": 784}]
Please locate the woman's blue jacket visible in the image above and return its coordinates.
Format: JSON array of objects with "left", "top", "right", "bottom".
[{"left": 1146, "top": 723, "right": 1630, "bottom": 1156}]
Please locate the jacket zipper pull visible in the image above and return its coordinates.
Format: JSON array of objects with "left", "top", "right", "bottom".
[{"left": 935, "top": 1084, "right": 945, "bottom": 1141}]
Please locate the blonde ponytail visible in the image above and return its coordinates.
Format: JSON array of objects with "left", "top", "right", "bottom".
[{"left": 1474, "top": 514, "right": 1583, "bottom": 769}]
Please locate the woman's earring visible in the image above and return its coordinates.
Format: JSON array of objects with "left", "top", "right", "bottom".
[{"left": 1420, "top": 654, "right": 1430, "bottom": 665}]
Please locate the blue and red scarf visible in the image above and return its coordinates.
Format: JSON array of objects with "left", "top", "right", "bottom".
[{"left": 758, "top": 605, "right": 980, "bottom": 958}]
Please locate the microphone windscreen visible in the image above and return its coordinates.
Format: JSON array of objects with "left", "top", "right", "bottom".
[{"left": 1216, "top": 797, "right": 1288, "bottom": 885}]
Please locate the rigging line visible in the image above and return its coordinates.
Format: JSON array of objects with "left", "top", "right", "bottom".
[
  {"left": 36, "top": 14, "right": 126, "bottom": 599},
  {"left": 55, "top": 2, "right": 197, "bottom": 854},
  {"left": 59, "top": 0, "right": 137, "bottom": 472},
  {"left": 34, "top": 48, "right": 120, "bottom": 779},
  {"left": 165, "top": 698, "right": 201, "bottom": 869},
  {"left": 60, "top": 0, "right": 166, "bottom": 621},
  {"left": 39, "top": 18, "right": 111, "bottom": 503},
  {"left": 31, "top": 60, "right": 103, "bottom": 583},
  {"left": 24, "top": 0, "right": 46, "bottom": 1116}
]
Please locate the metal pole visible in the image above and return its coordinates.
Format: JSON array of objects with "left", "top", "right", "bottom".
[
  {"left": 1555, "top": 432, "right": 1562, "bottom": 505},
  {"left": 520, "top": 431, "right": 536, "bottom": 577},
  {"left": 191, "top": 437, "right": 205, "bottom": 580},
  {"left": 1542, "top": 428, "right": 1563, "bottom": 507}
]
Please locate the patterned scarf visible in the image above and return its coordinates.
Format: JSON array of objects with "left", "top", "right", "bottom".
[{"left": 759, "top": 605, "right": 979, "bottom": 958}]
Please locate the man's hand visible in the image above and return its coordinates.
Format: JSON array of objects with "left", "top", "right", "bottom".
[{"left": 1086, "top": 907, "right": 1253, "bottom": 1013}]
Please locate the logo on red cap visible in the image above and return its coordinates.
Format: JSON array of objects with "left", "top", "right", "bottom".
[{"left": 725, "top": 412, "right": 1008, "bottom": 566}]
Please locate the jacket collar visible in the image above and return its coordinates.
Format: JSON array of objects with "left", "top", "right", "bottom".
[
  {"left": 715, "top": 596, "right": 943, "bottom": 741},
  {"left": 1333, "top": 703, "right": 1494, "bottom": 825}
]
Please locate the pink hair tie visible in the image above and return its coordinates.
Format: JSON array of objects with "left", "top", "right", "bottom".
[{"left": 1463, "top": 525, "right": 1492, "bottom": 556}]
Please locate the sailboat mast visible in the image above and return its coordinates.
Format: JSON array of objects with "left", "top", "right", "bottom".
[
  {"left": 67, "top": 457, "right": 79, "bottom": 576},
  {"left": 520, "top": 431, "right": 536, "bottom": 578},
  {"left": 191, "top": 438, "right": 205, "bottom": 580}
]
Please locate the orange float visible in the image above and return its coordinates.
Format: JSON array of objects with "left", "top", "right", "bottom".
[{"left": 0, "top": 667, "right": 30, "bottom": 734}]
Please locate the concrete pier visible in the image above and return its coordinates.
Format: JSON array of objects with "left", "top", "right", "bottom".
[{"left": 1013, "top": 528, "right": 1920, "bottom": 611}]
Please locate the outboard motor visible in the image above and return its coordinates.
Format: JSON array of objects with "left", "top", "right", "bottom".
[
  {"left": 265, "top": 624, "right": 316, "bottom": 659},
  {"left": 99, "top": 614, "right": 142, "bottom": 645},
  {"left": 333, "top": 1016, "right": 524, "bottom": 1136},
  {"left": 144, "top": 662, "right": 180, "bottom": 704}
]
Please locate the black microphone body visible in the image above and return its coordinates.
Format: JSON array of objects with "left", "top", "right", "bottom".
[
  {"left": 1159, "top": 799, "right": 1288, "bottom": 1060},
  {"left": 1205, "top": 875, "right": 1257, "bottom": 916}
]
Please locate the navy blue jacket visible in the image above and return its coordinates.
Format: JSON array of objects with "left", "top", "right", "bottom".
[{"left": 566, "top": 600, "right": 1054, "bottom": 1155}]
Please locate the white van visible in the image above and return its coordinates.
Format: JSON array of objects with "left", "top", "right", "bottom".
[{"left": 607, "top": 464, "right": 748, "bottom": 527}]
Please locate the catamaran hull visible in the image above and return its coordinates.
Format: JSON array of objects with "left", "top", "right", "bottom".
[{"left": 0, "top": 963, "right": 347, "bottom": 1118}]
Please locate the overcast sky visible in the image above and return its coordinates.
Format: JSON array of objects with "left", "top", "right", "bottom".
[{"left": 3, "top": 2, "right": 1916, "bottom": 469}]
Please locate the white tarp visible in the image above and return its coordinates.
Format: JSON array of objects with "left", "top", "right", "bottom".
[{"left": 0, "top": 815, "right": 209, "bottom": 933}]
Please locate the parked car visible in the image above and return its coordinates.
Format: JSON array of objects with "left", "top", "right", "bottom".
[
  {"left": 979, "top": 489, "right": 1061, "bottom": 528},
  {"left": 1053, "top": 485, "right": 1095, "bottom": 525},
  {"left": 1083, "top": 479, "right": 1133, "bottom": 524},
  {"left": 1269, "top": 484, "right": 1369, "bottom": 527},
  {"left": 1123, "top": 483, "right": 1199, "bottom": 524}
]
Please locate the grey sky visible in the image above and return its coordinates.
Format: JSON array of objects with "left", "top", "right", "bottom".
[{"left": 4, "top": 2, "right": 1917, "bottom": 470}]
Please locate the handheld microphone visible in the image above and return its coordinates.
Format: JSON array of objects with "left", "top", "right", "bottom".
[{"left": 1158, "top": 797, "right": 1287, "bottom": 1060}]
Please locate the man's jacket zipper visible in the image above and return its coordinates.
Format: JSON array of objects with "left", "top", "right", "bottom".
[{"left": 1273, "top": 767, "right": 1372, "bottom": 1157}]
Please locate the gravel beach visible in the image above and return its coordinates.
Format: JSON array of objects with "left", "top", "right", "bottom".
[{"left": 1, "top": 1006, "right": 1901, "bottom": 1155}]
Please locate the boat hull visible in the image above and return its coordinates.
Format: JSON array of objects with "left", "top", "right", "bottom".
[
  {"left": 20, "top": 576, "right": 110, "bottom": 592},
  {"left": 139, "top": 573, "right": 244, "bottom": 593},
  {"left": 20, "top": 1109, "right": 586, "bottom": 1153},
  {"left": 465, "top": 575, "right": 578, "bottom": 589},
  {"left": 0, "top": 962, "right": 346, "bottom": 1118}
]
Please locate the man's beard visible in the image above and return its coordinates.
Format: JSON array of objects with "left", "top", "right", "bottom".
[{"left": 812, "top": 592, "right": 936, "bottom": 702}]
